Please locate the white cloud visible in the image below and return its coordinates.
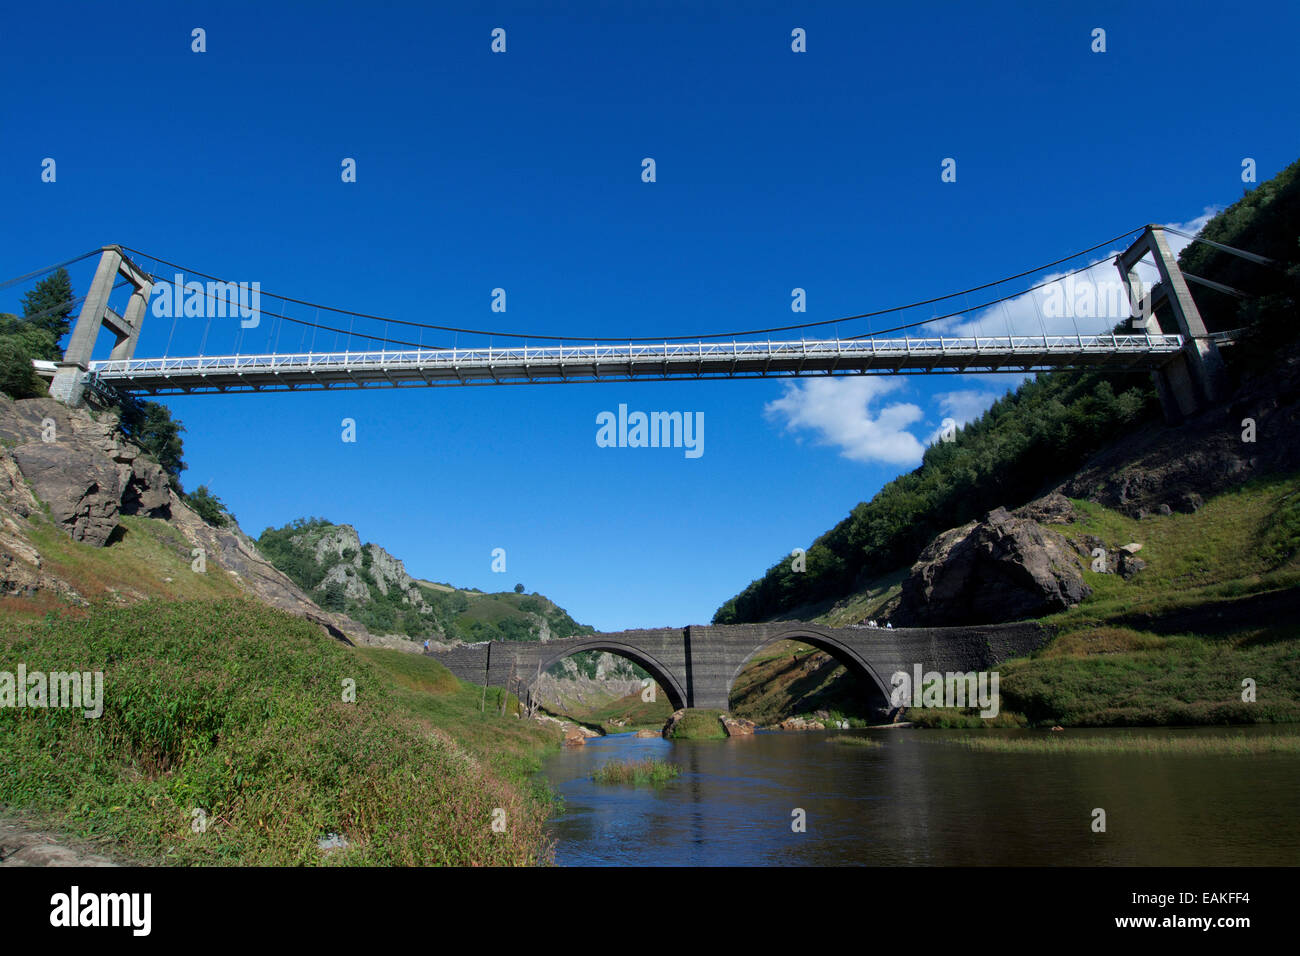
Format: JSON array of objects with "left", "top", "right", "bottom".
[
  {"left": 922, "top": 209, "right": 1224, "bottom": 341},
  {"left": 1165, "top": 207, "right": 1220, "bottom": 255},
  {"left": 765, "top": 377, "right": 925, "bottom": 466},
  {"left": 765, "top": 210, "right": 1222, "bottom": 468},
  {"left": 938, "top": 388, "right": 1000, "bottom": 425}
]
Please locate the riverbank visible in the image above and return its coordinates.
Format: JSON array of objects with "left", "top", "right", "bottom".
[{"left": 0, "top": 599, "right": 561, "bottom": 865}]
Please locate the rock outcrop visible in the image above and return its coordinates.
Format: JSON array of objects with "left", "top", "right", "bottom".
[
  {"left": 886, "top": 500, "right": 1090, "bottom": 627},
  {"left": 0, "top": 395, "right": 370, "bottom": 646},
  {"left": 719, "top": 714, "right": 756, "bottom": 736},
  {"left": 0, "top": 398, "right": 171, "bottom": 546},
  {"left": 1060, "top": 338, "right": 1300, "bottom": 518},
  {"left": 299, "top": 523, "right": 432, "bottom": 612},
  {"left": 531, "top": 652, "right": 645, "bottom": 712},
  {"left": 775, "top": 716, "right": 826, "bottom": 731}
]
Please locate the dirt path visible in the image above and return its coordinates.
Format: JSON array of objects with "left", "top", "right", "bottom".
[{"left": 0, "top": 814, "right": 120, "bottom": 867}]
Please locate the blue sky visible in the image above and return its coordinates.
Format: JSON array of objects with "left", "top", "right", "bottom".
[{"left": 2, "top": 1, "right": 1297, "bottom": 631}]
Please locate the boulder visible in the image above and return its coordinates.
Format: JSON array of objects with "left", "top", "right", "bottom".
[
  {"left": 661, "top": 709, "right": 687, "bottom": 739},
  {"left": 719, "top": 714, "right": 756, "bottom": 736},
  {"left": 1016, "top": 492, "right": 1076, "bottom": 525},
  {"left": 889, "top": 506, "right": 1090, "bottom": 627},
  {"left": 1117, "top": 553, "right": 1147, "bottom": 580},
  {"left": 776, "top": 716, "right": 825, "bottom": 731}
]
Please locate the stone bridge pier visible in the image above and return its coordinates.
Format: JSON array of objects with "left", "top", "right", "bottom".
[{"left": 428, "top": 621, "right": 1049, "bottom": 717}]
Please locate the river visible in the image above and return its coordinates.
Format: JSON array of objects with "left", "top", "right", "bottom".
[{"left": 539, "top": 726, "right": 1300, "bottom": 866}]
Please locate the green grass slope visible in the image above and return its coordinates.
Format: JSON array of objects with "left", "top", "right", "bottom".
[{"left": 0, "top": 599, "right": 559, "bottom": 865}]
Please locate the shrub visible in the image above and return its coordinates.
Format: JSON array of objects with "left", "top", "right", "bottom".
[
  {"left": 186, "top": 485, "right": 232, "bottom": 528},
  {"left": 0, "top": 335, "right": 44, "bottom": 399}
]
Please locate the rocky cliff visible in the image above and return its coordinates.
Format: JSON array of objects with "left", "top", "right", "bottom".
[{"left": 0, "top": 395, "right": 370, "bottom": 645}]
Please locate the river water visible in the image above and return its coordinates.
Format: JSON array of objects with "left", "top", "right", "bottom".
[{"left": 539, "top": 727, "right": 1300, "bottom": 866}]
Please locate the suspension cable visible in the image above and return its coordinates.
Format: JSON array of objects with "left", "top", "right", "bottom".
[
  {"left": 0, "top": 249, "right": 103, "bottom": 292},
  {"left": 1162, "top": 226, "right": 1283, "bottom": 270},
  {"left": 118, "top": 229, "right": 1145, "bottom": 344}
]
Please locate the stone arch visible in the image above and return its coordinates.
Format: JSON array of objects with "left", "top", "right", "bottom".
[
  {"left": 535, "top": 639, "right": 688, "bottom": 712},
  {"left": 728, "top": 626, "right": 892, "bottom": 713}
]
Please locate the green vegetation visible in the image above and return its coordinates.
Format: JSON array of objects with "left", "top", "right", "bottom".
[
  {"left": 944, "top": 732, "right": 1300, "bottom": 755},
  {"left": 591, "top": 758, "right": 681, "bottom": 785},
  {"left": 729, "top": 640, "right": 877, "bottom": 726},
  {"left": 257, "top": 517, "right": 594, "bottom": 643},
  {"left": 1177, "top": 156, "right": 1299, "bottom": 352},
  {"left": 110, "top": 394, "right": 186, "bottom": 486},
  {"left": 0, "top": 599, "right": 558, "bottom": 865},
  {"left": 903, "top": 708, "right": 1028, "bottom": 729},
  {"left": 553, "top": 685, "right": 673, "bottom": 734},
  {"left": 1, "top": 268, "right": 76, "bottom": 397},
  {"left": 664, "top": 709, "right": 729, "bottom": 740},
  {"left": 4, "top": 513, "right": 245, "bottom": 621},
  {"left": 1053, "top": 477, "right": 1300, "bottom": 626},
  {"left": 826, "top": 735, "right": 882, "bottom": 747},
  {"left": 20, "top": 267, "right": 76, "bottom": 349},
  {"left": 714, "top": 368, "right": 1159, "bottom": 624},
  {"left": 716, "top": 159, "right": 1300, "bottom": 627},
  {"left": 0, "top": 332, "right": 46, "bottom": 399},
  {"left": 891, "top": 476, "right": 1300, "bottom": 728},
  {"left": 185, "top": 484, "right": 233, "bottom": 528}
]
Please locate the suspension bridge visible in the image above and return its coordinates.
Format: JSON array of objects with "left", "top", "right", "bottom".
[{"left": 9, "top": 224, "right": 1262, "bottom": 421}]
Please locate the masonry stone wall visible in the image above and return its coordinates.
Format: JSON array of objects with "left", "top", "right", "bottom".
[{"left": 428, "top": 620, "right": 1050, "bottom": 714}]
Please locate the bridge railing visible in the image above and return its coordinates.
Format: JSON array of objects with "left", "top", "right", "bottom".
[{"left": 88, "top": 334, "right": 1185, "bottom": 377}]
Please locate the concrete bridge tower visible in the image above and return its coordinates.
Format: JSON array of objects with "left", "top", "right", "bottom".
[
  {"left": 49, "top": 246, "right": 153, "bottom": 407},
  {"left": 1116, "top": 225, "right": 1227, "bottom": 421}
]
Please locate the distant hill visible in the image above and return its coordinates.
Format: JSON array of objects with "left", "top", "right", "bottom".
[{"left": 256, "top": 518, "right": 594, "bottom": 645}]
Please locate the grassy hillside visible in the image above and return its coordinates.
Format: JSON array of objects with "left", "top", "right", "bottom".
[
  {"left": 715, "top": 158, "right": 1300, "bottom": 627},
  {"left": 798, "top": 473, "right": 1300, "bottom": 729},
  {"left": 715, "top": 366, "right": 1160, "bottom": 624},
  {"left": 2, "top": 513, "right": 246, "bottom": 621},
  {"left": 0, "top": 599, "right": 559, "bottom": 865},
  {"left": 729, "top": 640, "right": 880, "bottom": 726}
]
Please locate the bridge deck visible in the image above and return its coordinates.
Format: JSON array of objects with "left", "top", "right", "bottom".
[{"left": 86, "top": 334, "right": 1185, "bottom": 394}]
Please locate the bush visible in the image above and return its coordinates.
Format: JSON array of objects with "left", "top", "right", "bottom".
[
  {"left": 186, "top": 485, "right": 232, "bottom": 528},
  {"left": 116, "top": 396, "right": 186, "bottom": 484},
  {"left": 0, "top": 334, "right": 44, "bottom": 399}
]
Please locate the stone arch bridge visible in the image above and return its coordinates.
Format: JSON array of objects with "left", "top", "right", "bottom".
[{"left": 427, "top": 621, "right": 1049, "bottom": 717}]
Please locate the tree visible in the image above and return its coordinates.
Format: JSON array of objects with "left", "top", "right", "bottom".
[
  {"left": 186, "top": 485, "right": 232, "bottom": 527},
  {"left": 0, "top": 313, "right": 58, "bottom": 362},
  {"left": 514, "top": 583, "right": 525, "bottom": 594},
  {"left": 116, "top": 395, "right": 186, "bottom": 485},
  {"left": 321, "top": 578, "right": 348, "bottom": 612},
  {"left": 0, "top": 335, "right": 44, "bottom": 399},
  {"left": 21, "top": 268, "right": 76, "bottom": 347}
]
